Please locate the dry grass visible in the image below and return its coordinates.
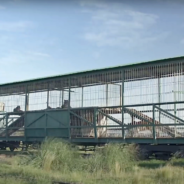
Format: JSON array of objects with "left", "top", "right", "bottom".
[{"left": 1, "top": 139, "right": 184, "bottom": 184}]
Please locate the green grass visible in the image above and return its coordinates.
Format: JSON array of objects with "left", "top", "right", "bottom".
[{"left": 1, "top": 139, "right": 184, "bottom": 184}]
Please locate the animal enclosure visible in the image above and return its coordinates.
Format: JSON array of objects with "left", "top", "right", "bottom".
[{"left": 0, "top": 56, "right": 184, "bottom": 144}]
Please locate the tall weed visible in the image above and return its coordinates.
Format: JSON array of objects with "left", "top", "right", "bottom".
[{"left": 17, "top": 139, "right": 139, "bottom": 174}]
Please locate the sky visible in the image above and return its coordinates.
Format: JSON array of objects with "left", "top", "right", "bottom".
[{"left": 0, "top": 0, "right": 184, "bottom": 84}]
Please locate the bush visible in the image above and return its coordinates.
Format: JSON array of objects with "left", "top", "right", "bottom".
[
  {"left": 17, "top": 138, "right": 82, "bottom": 173},
  {"left": 17, "top": 139, "right": 139, "bottom": 175},
  {"left": 83, "top": 143, "right": 139, "bottom": 174}
]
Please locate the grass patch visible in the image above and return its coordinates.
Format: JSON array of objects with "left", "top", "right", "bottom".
[{"left": 1, "top": 138, "right": 184, "bottom": 184}]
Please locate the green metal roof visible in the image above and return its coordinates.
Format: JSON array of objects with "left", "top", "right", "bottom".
[{"left": 0, "top": 55, "right": 184, "bottom": 87}]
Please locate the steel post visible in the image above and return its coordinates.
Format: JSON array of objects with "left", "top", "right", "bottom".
[
  {"left": 122, "top": 71, "right": 125, "bottom": 140},
  {"left": 153, "top": 105, "right": 156, "bottom": 141}
]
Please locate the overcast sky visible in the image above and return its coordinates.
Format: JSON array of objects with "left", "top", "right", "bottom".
[{"left": 0, "top": 0, "right": 184, "bottom": 84}]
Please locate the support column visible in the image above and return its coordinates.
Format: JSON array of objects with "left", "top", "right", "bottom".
[
  {"left": 93, "top": 108, "right": 97, "bottom": 140},
  {"left": 173, "top": 91, "right": 177, "bottom": 137},
  {"left": 152, "top": 105, "right": 156, "bottom": 142},
  {"left": 24, "top": 85, "right": 28, "bottom": 142},
  {"left": 82, "top": 87, "right": 84, "bottom": 107},
  {"left": 120, "top": 85, "right": 122, "bottom": 106},
  {"left": 47, "top": 83, "right": 49, "bottom": 108},
  {"left": 59, "top": 90, "right": 62, "bottom": 107},
  {"left": 106, "top": 84, "right": 108, "bottom": 107},
  {"left": 158, "top": 77, "right": 161, "bottom": 123},
  {"left": 68, "top": 82, "right": 71, "bottom": 109},
  {"left": 24, "top": 85, "right": 29, "bottom": 111},
  {"left": 122, "top": 71, "right": 125, "bottom": 140},
  {"left": 68, "top": 78, "right": 71, "bottom": 139},
  {"left": 62, "top": 90, "right": 64, "bottom": 107}
]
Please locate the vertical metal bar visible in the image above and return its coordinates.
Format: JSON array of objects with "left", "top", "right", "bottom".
[
  {"left": 6, "top": 113, "right": 8, "bottom": 140},
  {"left": 122, "top": 70, "right": 125, "bottom": 140},
  {"left": 24, "top": 85, "right": 29, "bottom": 112},
  {"left": 82, "top": 87, "right": 83, "bottom": 107},
  {"left": 59, "top": 90, "right": 62, "bottom": 107},
  {"left": 24, "top": 84, "right": 28, "bottom": 141},
  {"left": 68, "top": 79, "right": 71, "bottom": 109},
  {"left": 93, "top": 107, "right": 97, "bottom": 140},
  {"left": 158, "top": 76, "right": 161, "bottom": 122},
  {"left": 62, "top": 89, "right": 64, "bottom": 107},
  {"left": 106, "top": 84, "right": 108, "bottom": 107},
  {"left": 120, "top": 84, "right": 122, "bottom": 106},
  {"left": 47, "top": 83, "right": 49, "bottom": 108},
  {"left": 27, "top": 94, "right": 29, "bottom": 111},
  {"left": 174, "top": 91, "right": 177, "bottom": 137},
  {"left": 152, "top": 105, "right": 156, "bottom": 142},
  {"left": 68, "top": 78, "right": 71, "bottom": 140},
  {"left": 45, "top": 111, "right": 47, "bottom": 138},
  {"left": 25, "top": 94, "right": 27, "bottom": 112}
]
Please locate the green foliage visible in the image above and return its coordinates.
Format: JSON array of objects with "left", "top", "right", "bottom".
[
  {"left": 17, "top": 139, "right": 138, "bottom": 174},
  {"left": 84, "top": 143, "right": 138, "bottom": 174},
  {"left": 17, "top": 138, "right": 82, "bottom": 173},
  {"left": 2, "top": 139, "right": 184, "bottom": 184}
]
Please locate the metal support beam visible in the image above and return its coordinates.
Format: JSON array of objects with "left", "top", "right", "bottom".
[
  {"left": 120, "top": 85, "right": 122, "bottom": 106},
  {"left": 98, "top": 110, "right": 122, "bottom": 125},
  {"left": 5, "top": 113, "right": 8, "bottom": 140},
  {"left": 158, "top": 77, "right": 161, "bottom": 122},
  {"left": 47, "top": 83, "right": 49, "bottom": 108},
  {"left": 174, "top": 91, "right": 177, "bottom": 137},
  {"left": 93, "top": 108, "right": 97, "bottom": 140},
  {"left": 82, "top": 87, "right": 84, "bottom": 107},
  {"left": 62, "top": 89, "right": 64, "bottom": 106},
  {"left": 122, "top": 71, "right": 125, "bottom": 139},
  {"left": 68, "top": 78, "right": 71, "bottom": 139},
  {"left": 106, "top": 84, "right": 108, "bottom": 107},
  {"left": 155, "top": 105, "right": 184, "bottom": 124},
  {"left": 24, "top": 85, "right": 29, "bottom": 111},
  {"left": 69, "top": 110, "right": 93, "bottom": 125},
  {"left": 24, "top": 85, "right": 28, "bottom": 141},
  {"left": 152, "top": 105, "right": 156, "bottom": 141},
  {"left": 59, "top": 90, "right": 62, "bottom": 107}
]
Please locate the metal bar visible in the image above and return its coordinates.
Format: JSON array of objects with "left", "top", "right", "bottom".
[
  {"left": 59, "top": 90, "right": 62, "bottom": 107},
  {"left": 24, "top": 91, "right": 28, "bottom": 112},
  {"left": 155, "top": 105, "right": 184, "bottom": 124},
  {"left": 65, "top": 125, "right": 121, "bottom": 128},
  {"left": 81, "top": 101, "right": 184, "bottom": 110},
  {"left": 120, "top": 85, "right": 122, "bottom": 106},
  {"left": 98, "top": 110, "right": 122, "bottom": 125},
  {"left": 45, "top": 111, "right": 47, "bottom": 137},
  {"left": 69, "top": 111, "right": 93, "bottom": 125},
  {"left": 174, "top": 91, "right": 177, "bottom": 137},
  {"left": 37, "top": 101, "right": 184, "bottom": 111},
  {"left": 93, "top": 108, "right": 97, "bottom": 140},
  {"left": 26, "top": 114, "right": 45, "bottom": 127},
  {"left": 82, "top": 87, "right": 83, "bottom": 107},
  {"left": 25, "top": 127, "right": 69, "bottom": 129},
  {"left": 62, "top": 89, "right": 64, "bottom": 106},
  {"left": 158, "top": 77, "right": 161, "bottom": 122},
  {"left": 124, "top": 107, "right": 152, "bottom": 124},
  {"left": 122, "top": 71, "right": 125, "bottom": 139},
  {"left": 68, "top": 78, "right": 71, "bottom": 139},
  {"left": 6, "top": 113, "right": 8, "bottom": 140},
  {"left": 47, "top": 114, "right": 68, "bottom": 127},
  {"left": 47, "top": 83, "right": 49, "bottom": 108},
  {"left": 24, "top": 84, "right": 28, "bottom": 142},
  {"left": 153, "top": 105, "right": 156, "bottom": 140},
  {"left": 106, "top": 84, "right": 108, "bottom": 107}
]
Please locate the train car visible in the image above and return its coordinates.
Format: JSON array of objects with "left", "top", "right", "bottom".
[{"left": 1, "top": 56, "right": 184, "bottom": 158}]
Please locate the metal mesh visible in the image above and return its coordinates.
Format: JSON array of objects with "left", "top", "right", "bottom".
[
  {"left": 0, "top": 60, "right": 184, "bottom": 141},
  {"left": 0, "top": 62, "right": 184, "bottom": 112},
  {"left": 70, "top": 108, "right": 94, "bottom": 138},
  {"left": 0, "top": 95, "right": 25, "bottom": 112}
]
